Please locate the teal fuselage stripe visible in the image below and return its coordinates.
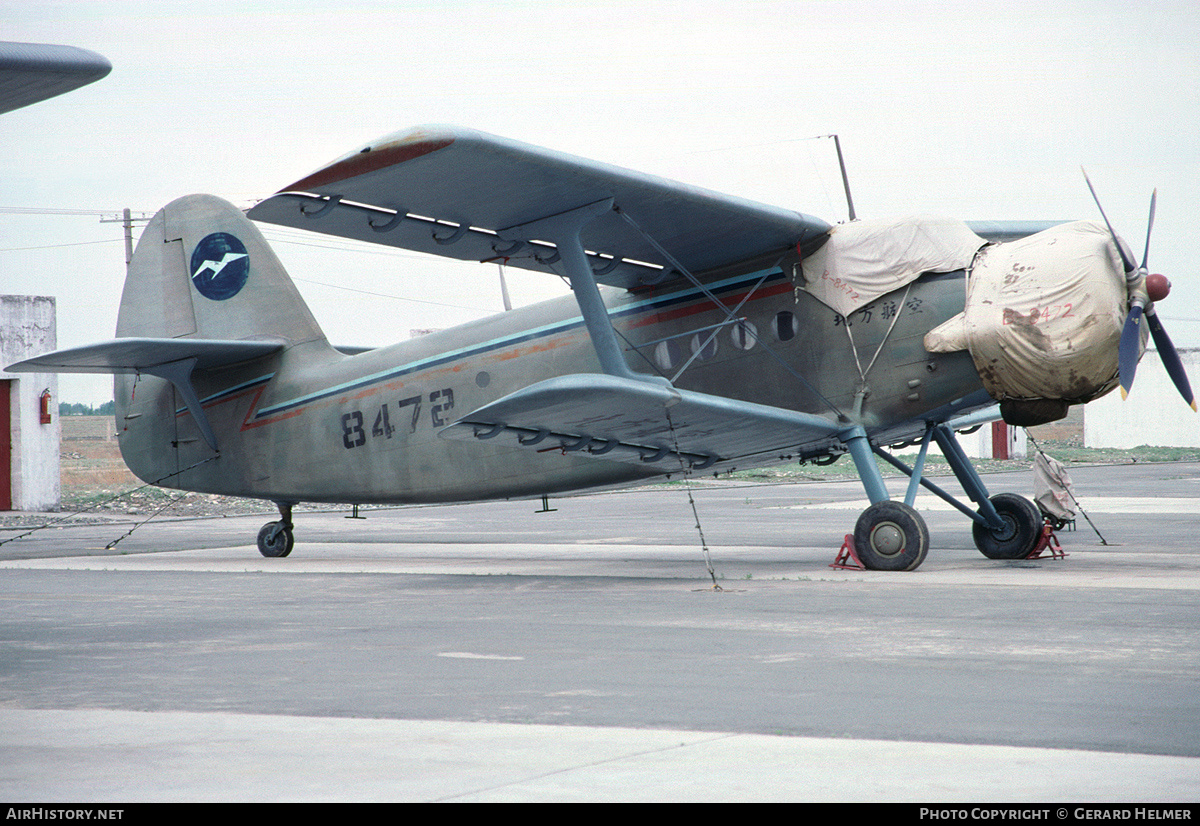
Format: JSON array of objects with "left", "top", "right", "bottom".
[
  {"left": 174, "top": 373, "right": 275, "bottom": 416},
  {"left": 252, "top": 266, "right": 786, "bottom": 419}
]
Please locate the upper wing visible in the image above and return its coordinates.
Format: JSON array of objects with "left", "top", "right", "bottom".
[
  {"left": 439, "top": 373, "right": 844, "bottom": 471},
  {"left": 246, "top": 125, "right": 831, "bottom": 290},
  {"left": 0, "top": 42, "right": 111, "bottom": 115},
  {"left": 965, "top": 221, "right": 1067, "bottom": 242}
]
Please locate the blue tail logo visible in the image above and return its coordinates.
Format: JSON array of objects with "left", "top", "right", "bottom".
[{"left": 191, "top": 233, "right": 250, "bottom": 300}]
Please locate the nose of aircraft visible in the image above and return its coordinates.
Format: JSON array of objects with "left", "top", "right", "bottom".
[
  {"left": 1146, "top": 272, "right": 1171, "bottom": 302},
  {"left": 1084, "top": 171, "right": 1194, "bottom": 410}
]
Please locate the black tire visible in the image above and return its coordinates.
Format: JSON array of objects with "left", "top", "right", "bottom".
[
  {"left": 853, "top": 501, "right": 930, "bottom": 571},
  {"left": 972, "top": 493, "right": 1042, "bottom": 559},
  {"left": 257, "top": 521, "right": 294, "bottom": 558}
]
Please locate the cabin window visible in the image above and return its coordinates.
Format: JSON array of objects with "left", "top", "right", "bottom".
[
  {"left": 655, "top": 339, "right": 681, "bottom": 371},
  {"left": 774, "top": 311, "right": 799, "bottom": 341},
  {"left": 690, "top": 332, "right": 718, "bottom": 361},
  {"left": 731, "top": 320, "right": 758, "bottom": 350}
]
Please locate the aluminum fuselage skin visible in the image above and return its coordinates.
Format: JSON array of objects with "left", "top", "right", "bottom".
[{"left": 116, "top": 245, "right": 983, "bottom": 505}]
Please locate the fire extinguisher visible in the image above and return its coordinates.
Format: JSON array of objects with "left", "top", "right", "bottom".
[{"left": 39, "top": 389, "right": 52, "bottom": 424}]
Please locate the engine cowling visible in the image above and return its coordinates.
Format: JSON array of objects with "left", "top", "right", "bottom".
[{"left": 924, "top": 220, "right": 1139, "bottom": 425}]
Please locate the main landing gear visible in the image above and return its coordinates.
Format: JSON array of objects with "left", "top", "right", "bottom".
[
  {"left": 972, "top": 492, "right": 1043, "bottom": 559},
  {"left": 257, "top": 501, "right": 295, "bottom": 558},
  {"left": 853, "top": 500, "right": 929, "bottom": 571},
  {"left": 839, "top": 421, "right": 1044, "bottom": 571}
]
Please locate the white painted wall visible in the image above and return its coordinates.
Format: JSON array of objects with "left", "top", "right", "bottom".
[
  {"left": 893, "top": 414, "right": 1027, "bottom": 463},
  {"left": 959, "top": 420, "right": 1027, "bottom": 460},
  {"left": 1086, "top": 349, "right": 1200, "bottom": 449},
  {"left": 1, "top": 295, "right": 61, "bottom": 511}
]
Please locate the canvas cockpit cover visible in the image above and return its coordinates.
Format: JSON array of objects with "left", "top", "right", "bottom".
[
  {"left": 798, "top": 216, "right": 985, "bottom": 317},
  {"left": 924, "top": 220, "right": 1130, "bottom": 403}
]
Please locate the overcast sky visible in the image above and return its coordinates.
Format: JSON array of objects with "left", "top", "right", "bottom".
[{"left": 4, "top": 0, "right": 1198, "bottom": 404}]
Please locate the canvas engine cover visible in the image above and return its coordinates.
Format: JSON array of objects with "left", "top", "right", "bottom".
[{"left": 925, "top": 220, "right": 1133, "bottom": 405}]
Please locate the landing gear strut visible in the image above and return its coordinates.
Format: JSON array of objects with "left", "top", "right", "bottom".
[
  {"left": 257, "top": 501, "right": 295, "bottom": 558},
  {"left": 839, "top": 420, "right": 1047, "bottom": 571},
  {"left": 841, "top": 425, "right": 931, "bottom": 571}
]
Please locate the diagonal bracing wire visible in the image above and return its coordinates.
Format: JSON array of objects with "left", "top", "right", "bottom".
[
  {"left": 614, "top": 207, "right": 846, "bottom": 420},
  {"left": 0, "top": 455, "right": 220, "bottom": 548}
]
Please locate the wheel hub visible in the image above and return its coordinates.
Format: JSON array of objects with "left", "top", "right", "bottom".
[
  {"left": 869, "top": 522, "right": 905, "bottom": 557},
  {"left": 990, "top": 514, "right": 1018, "bottom": 542}
]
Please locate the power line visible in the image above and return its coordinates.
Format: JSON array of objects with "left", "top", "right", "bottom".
[
  {"left": 290, "top": 276, "right": 494, "bottom": 313},
  {"left": 0, "top": 206, "right": 153, "bottom": 219},
  {"left": 0, "top": 238, "right": 123, "bottom": 252},
  {"left": 1, "top": 205, "right": 519, "bottom": 313}
]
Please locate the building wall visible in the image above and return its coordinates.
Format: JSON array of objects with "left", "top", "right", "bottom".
[
  {"left": 1086, "top": 349, "right": 1200, "bottom": 449},
  {"left": 62, "top": 415, "right": 117, "bottom": 442},
  {"left": 961, "top": 420, "right": 1027, "bottom": 460},
  {"left": 1028, "top": 403, "right": 1085, "bottom": 444},
  {"left": 0, "top": 295, "right": 61, "bottom": 511}
]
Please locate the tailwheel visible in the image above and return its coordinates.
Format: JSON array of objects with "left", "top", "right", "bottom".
[
  {"left": 853, "top": 501, "right": 930, "bottom": 571},
  {"left": 972, "top": 493, "right": 1042, "bottom": 559},
  {"left": 257, "top": 521, "right": 294, "bottom": 557}
]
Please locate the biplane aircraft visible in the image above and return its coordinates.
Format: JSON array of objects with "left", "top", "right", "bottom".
[{"left": 8, "top": 126, "right": 1194, "bottom": 570}]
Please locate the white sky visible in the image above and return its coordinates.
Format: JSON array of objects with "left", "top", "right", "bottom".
[{"left": 3, "top": 0, "right": 1199, "bottom": 405}]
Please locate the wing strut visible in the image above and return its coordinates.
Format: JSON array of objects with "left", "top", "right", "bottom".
[
  {"left": 615, "top": 207, "right": 846, "bottom": 419},
  {"left": 498, "top": 199, "right": 663, "bottom": 385}
]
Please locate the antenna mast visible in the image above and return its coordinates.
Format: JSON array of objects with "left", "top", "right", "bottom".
[{"left": 830, "top": 134, "right": 857, "bottom": 222}]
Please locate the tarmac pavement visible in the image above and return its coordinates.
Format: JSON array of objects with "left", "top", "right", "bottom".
[{"left": 2, "top": 463, "right": 1199, "bottom": 802}]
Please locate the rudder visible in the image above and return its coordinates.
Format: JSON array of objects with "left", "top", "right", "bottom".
[{"left": 117, "top": 193, "right": 327, "bottom": 345}]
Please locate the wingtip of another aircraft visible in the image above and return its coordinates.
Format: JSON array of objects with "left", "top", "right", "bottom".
[{"left": 0, "top": 41, "right": 112, "bottom": 116}]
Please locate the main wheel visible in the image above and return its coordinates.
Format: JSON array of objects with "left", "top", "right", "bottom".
[
  {"left": 972, "top": 493, "right": 1042, "bottom": 559},
  {"left": 257, "top": 521, "right": 294, "bottom": 558},
  {"left": 853, "top": 501, "right": 930, "bottom": 571}
]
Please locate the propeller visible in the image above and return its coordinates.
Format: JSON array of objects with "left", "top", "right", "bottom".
[{"left": 1083, "top": 170, "right": 1196, "bottom": 411}]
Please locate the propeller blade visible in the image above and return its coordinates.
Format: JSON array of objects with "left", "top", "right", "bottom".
[
  {"left": 1083, "top": 168, "right": 1136, "bottom": 273},
  {"left": 1118, "top": 301, "right": 1145, "bottom": 399},
  {"left": 1142, "top": 189, "right": 1156, "bottom": 270},
  {"left": 1145, "top": 308, "right": 1197, "bottom": 411}
]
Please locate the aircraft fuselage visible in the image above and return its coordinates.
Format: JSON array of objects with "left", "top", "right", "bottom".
[{"left": 116, "top": 250, "right": 985, "bottom": 505}]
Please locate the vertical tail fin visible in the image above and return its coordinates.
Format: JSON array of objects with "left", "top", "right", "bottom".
[{"left": 117, "top": 193, "right": 327, "bottom": 345}]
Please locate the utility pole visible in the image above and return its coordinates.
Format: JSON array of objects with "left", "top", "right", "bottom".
[{"left": 99, "top": 208, "right": 152, "bottom": 271}]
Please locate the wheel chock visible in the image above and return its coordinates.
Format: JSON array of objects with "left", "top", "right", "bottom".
[
  {"left": 830, "top": 534, "right": 866, "bottom": 570},
  {"left": 1026, "top": 520, "right": 1068, "bottom": 560}
]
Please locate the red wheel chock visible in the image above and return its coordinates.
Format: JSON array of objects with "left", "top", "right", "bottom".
[
  {"left": 1026, "top": 519, "right": 1068, "bottom": 560},
  {"left": 830, "top": 534, "right": 866, "bottom": 570}
]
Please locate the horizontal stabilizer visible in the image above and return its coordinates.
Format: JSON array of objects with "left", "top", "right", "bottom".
[
  {"left": 6, "top": 338, "right": 284, "bottom": 454},
  {"left": 439, "top": 374, "right": 842, "bottom": 471},
  {"left": 247, "top": 125, "right": 830, "bottom": 290},
  {"left": 4, "top": 337, "right": 283, "bottom": 374}
]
